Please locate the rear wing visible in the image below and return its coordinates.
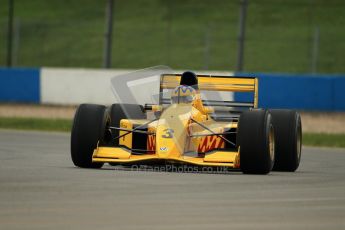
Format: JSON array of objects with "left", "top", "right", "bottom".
[{"left": 159, "top": 74, "right": 259, "bottom": 108}]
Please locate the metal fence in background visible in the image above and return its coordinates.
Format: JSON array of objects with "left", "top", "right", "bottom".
[{"left": 0, "top": 0, "right": 344, "bottom": 73}]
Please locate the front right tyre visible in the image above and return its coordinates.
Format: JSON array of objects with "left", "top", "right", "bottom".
[{"left": 71, "top": 104, "right": 106, "bottom": 168}]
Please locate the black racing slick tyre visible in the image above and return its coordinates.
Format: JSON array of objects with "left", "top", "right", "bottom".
[
  {"left": 106, "top": 104, "right": 146, "bottom": 146},
  {"left": 71, "top": 104, "right": 106, "bottom": 168},
  {"left": 270, "top": 110, "right": 302, "bottom": 172},
  {"left": 105, "top": 104, "right": 145, "bottom": 166},
  {"left": 237, "top": 110, "right": 275, "bottom": 174}
]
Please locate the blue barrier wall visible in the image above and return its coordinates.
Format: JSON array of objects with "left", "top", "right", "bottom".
[
  {"left": 333, "top": 77, "right": 345, "bottom": 111},
  {"left": 0, "top": 68, "right": 345, "bottom": 111},
  {"left": 0, "top": 68, "right": 40, "bottom": 103},
  {"left": 234, "top": 73, "right": 345, "bottom": 111}
]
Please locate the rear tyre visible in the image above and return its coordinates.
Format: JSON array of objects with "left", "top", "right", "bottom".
[
  {"left": 71, "top": 104, "right": 106, "bottom": 168},
  {"left": 106, "top": 104, "right": 146, "bottom": 146},
  {"left": 270, "top": 110, "right": 302, "bottom": 172},
  {"left": 104, "top": 104, "right": 146, "bottom": 167},
  {"left": 237, "top": 110, "right": 275, "bottom": 174}
]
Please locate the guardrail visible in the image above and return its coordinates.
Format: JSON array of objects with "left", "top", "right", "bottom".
[
  {"left": 0, "top": 68, "right": 40, "bottom": 103},
  {"left": 0, "top": 68, "right": 344, "bottom": 111},
  {"left": 234, "top": 73, "right": 345, "bottom": 111}
]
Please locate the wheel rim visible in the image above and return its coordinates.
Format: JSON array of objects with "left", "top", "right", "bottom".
[{"left": 268, "top": 125, "right": 275, "bottom": 162}]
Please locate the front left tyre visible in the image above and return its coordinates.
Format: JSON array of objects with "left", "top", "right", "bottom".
[
  {"left": 237, "top": 110, "right": 275, "bottom": 174},
  {"left": 71, "top": 104, "right": 106, "bottom": 168}
]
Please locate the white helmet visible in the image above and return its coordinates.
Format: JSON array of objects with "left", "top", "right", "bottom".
[{"left": 171, "top": 85, "right": 196, "bottom": 104}]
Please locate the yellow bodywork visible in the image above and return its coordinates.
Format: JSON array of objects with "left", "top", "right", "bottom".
[{"left": 92, "top": 74, "right": 257, "bottom": 168}]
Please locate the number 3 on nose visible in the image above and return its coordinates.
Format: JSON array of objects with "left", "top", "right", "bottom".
[{"left": 162, "top": 129, "right": 174, "bottom": 138}]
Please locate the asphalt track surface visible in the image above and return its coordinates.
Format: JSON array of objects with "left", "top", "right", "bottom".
[{"left": 0, "top": 129, "right": 344, "bottom": 230}]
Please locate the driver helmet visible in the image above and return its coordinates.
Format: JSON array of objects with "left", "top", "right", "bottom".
[{"left": 171, "top": 85, "right": 196, "bottom": 104}]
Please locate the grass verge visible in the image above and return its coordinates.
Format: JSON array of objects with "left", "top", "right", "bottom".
[
  {"left": 0, "top": 117, "right": 72, "bottom": 132},
  {"left": 0, "top": 117, "right": 344, "bottom": 148},
  {"left": 303, "top": 133, "right": 345, "bottom": 148}
]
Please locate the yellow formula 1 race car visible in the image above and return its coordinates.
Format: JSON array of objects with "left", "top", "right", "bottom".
[{"left": 71, "top": 71, "right": 302, "bottom": 174}]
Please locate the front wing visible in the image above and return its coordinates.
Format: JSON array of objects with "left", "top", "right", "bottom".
[{"left": 92, "top": 146, "right": 240, "bottom": 168}]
